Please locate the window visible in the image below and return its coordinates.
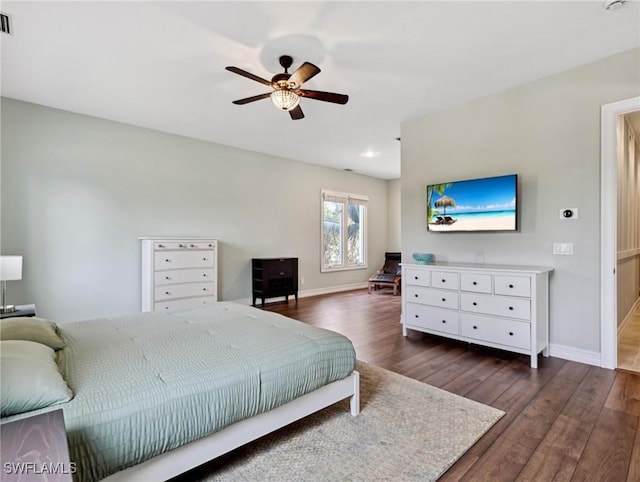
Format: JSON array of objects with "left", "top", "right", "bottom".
[{"left": 321, "top": 190, "right": 368, "bottom": 271}]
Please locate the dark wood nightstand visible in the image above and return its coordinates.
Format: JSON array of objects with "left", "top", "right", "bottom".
[
  {"left": 252, "top": 258, "right": 298, "bottom": 307},
  {"left": 0, "top": 409, "right": 73, "bottom": 481},
  {"left": 0, "top": 304, "right": 36, "bottom": 319}
]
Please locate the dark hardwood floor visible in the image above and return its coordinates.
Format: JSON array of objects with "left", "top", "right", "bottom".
[{"left": 265, "top": 288, "right": 640, "bottom": 482}]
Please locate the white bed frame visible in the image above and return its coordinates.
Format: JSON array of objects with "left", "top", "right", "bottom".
[{"left": 103, "top": 370, "right": 360, "bottom": 481}]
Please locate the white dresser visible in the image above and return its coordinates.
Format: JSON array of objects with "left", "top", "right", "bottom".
[
  {"left": 402, "top": 262, "right": 553, "bottom": 368},
  {"left": 140, "top": 237, "right": 218, "bottom": 312}
]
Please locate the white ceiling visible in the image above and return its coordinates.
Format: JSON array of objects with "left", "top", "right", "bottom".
[{"left": 1, "top": 1, "right": 639, "bottom": 180}]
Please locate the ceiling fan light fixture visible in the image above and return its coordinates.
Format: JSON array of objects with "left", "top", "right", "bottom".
[{"left": 271, "top": 89, "right": 300, "bottom": 111}]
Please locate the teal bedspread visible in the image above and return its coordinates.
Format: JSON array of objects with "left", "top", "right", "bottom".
[{"left": 30, "top": 303, "right": 355, "bottom": 481}]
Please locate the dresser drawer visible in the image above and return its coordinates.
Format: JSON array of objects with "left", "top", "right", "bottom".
[
  {"left": 460, "top": 273, "right": 492, "bottom": 294},
  {"left": 154, "top": 282, "right": 215, "bottom": 301},
  {"left": 460, "top": 293, "right": 531, "bottom": 320},
  {"left": 154, "top": 268, "right": 214, "bottom": 285},
  {"left": 431, "top": 271, "right": 459, "bottom": 290},
  {"left": 405, "top": 303, "right": 459, "bottom": 335},
  {"left": 154, "top": 251, "right": 215, "bottom": 270},
  {"left": 404, "top": 268, "right": 431, "bottom": 287},
  {"left": 494, "top": 275, "right": 531, "bottom": 297},
  {"left": 461, "top": 313, "right": 531, "bottom": 350},
  {"left": 154, "top": 296, "right": 216, "bottom": 311},
  {"left": 405, "top": 286, "right": 459, "bottom": 310}
]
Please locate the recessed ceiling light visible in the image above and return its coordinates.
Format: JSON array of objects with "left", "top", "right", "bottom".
[{"left": 362, "top": 150, "right": 378, "bottom": 158}]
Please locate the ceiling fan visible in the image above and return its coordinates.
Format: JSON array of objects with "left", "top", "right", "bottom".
[{"left": 225, "top": 55, "right": 349, "bottom": 120}]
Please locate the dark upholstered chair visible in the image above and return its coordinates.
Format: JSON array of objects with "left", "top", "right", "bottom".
[{"left": 368, "top": 252, "right": 402, "bottom": 295}]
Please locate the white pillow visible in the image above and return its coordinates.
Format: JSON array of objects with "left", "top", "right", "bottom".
[{"left": 1, "top": 340, "right": 73, "bottom": 417}]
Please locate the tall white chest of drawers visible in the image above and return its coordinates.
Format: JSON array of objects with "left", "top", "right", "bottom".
[
  {"left": 141, "top": 237, "right": 218, "bottom": 312},
  {"left": 402, "top": 262, "right": 553, "bottom": 368}
]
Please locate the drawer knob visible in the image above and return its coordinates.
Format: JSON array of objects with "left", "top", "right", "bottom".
[
  {"left": 209, "top": 244, "right": 213, "bottom": 247},
  {"left": 165, "top": 276, "right": 171, "bottom": 280},
  {"left": 165, "top": 259, "right": 171, "bottom": 262},
  {"left": 414, "top": 314, "right": 419, "bottom": 318},
  {"left": 441, "top": 298, "right": 446, "bottom": 302},
  {"left": 203, "top": 274, "right": 207, "bottom": 277},
  {"left": 280, "top": 272, "right": 285, "bottom": 275},
  {"left": 508, "top": 306, "right": 514, "bottom": 311},
  {"left": 509, "top": 331, "right": 514, "bottom": 336},
  {"left": 473, "top": 325, "right": 478, "bottom": 330},
  {"left": 158, "top": 244, "right": 164, "bottom": 248},
  {"left": 441, "top": 279, "right": 446, "bottom": 283},
  {"left": 203, "top": 258, "right": 208, "bottom": 261},
  {"left": 509, "top": 284, "right": 514, "bottom": 288},
  {"left": 179, "top": 244, "right": 185, "bottom": 248},
  {"left": 165, "top": 291, "right": 171, "bottom": 295},
  {"left": 203, "top": 288, "right": 207, "bottom": 291},
  {"left": 472, "top": 302, "right": 477, "bottom": 306},
  {"left": 414, "top": 276, "right": 418, "bottom": 280},
  {"left": 190, "top": 244, "right": 196, "bottom": 248},
  {"left": 414, "top": 294, "right": 419, "bottom": 298},
  {"left": 472, "top": 281, "right": 477, "bottom": 285},
  {"left": 441, "top": 320, "right": 446, "bottom": 324}
]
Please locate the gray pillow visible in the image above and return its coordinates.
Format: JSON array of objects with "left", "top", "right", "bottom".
[
  {"left": 1, "top": 340, "right": 73, "bottom": 417},
  {"left": 0, "top": 317, "right": 65, "bottom": 350}
]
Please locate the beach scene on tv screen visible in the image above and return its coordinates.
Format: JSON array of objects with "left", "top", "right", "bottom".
[{"left": 427, "top": 175, "right": 517, "bottom": 232}]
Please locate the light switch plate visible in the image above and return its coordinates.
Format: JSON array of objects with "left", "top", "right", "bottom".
[{"left": 553, "top": 242, "right": 574, "bottom": 255}]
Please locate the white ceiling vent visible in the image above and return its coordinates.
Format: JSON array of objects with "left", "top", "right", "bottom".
[{"left": 1, "top": 13, "right": 11, "bottom": 35}]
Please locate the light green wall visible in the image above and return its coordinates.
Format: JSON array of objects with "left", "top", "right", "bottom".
[
  {"left": 401, "top": 48, "right": 640, "bottom": 356},
  {"left": 1, "top": 98, "right": 392, "bottom": 322}
]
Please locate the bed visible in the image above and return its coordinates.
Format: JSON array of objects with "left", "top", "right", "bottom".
[{"left": 0, "top": 302, "right": 359, "bottom": 482}]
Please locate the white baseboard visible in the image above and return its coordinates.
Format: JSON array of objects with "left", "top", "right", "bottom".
[
  {"left": 233, "top": 283, "right": 368, "bottom": 306},
  {"left": 618, "top": 297, "right": 640, "bottom": 335},
  {"left": 548, "top": 344, "right": 601, "bottom": 367}
]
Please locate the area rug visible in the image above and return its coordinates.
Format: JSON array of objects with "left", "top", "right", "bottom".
[{"left": 181, "top": 361, "right": 504, "bottom": 482}]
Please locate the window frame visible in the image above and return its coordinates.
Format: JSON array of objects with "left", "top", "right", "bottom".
[{"left": 320, "top": 189, "right": 368, "bottom": 272}]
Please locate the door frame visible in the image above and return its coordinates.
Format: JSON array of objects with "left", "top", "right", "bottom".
[{"left": 600, "top": 96, "right": 640, "bottom": 369}]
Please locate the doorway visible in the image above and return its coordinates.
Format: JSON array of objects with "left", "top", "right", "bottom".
[{"left": 600, "top": 96, "right": 640, "bottom": 370}]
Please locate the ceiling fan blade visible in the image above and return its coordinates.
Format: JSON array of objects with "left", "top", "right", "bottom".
[
  {"left": 232, "top": 92, "right": 272, "bottom": 105},
  {"left": 297, "top": 89, "right": 349, "bottom": 105},
  {"left": 225, "top": 66, "right": 273, "bottom": 87},
  {"left": 288, "top": 62, "right": 321, "bottom": 88},
  {"left": 289, "top": 105, "right": 304, "bottom": 120}
]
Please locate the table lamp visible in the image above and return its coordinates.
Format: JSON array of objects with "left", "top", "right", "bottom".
[{"left": 0, "top": 256, "right": 23, "bottom": 314}]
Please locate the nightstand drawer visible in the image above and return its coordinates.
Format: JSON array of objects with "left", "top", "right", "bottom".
[{"left": 266, "top": 259, "right": 295, "bottom": 276}]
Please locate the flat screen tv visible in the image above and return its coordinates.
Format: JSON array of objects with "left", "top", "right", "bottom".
[{"left": 426, "top": 174, "right": 518, "bottom": 232}]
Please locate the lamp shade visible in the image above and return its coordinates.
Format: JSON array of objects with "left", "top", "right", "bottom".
[
  {"left": 271, "top": 90, "right": 300, "bottom": 111},
  {"left": 0, "top": 256, "right": 23, "bottom": 281}
]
